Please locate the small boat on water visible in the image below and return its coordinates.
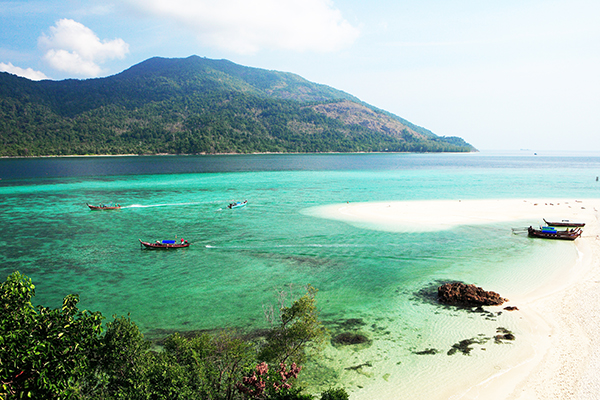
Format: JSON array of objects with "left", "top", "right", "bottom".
[
  {"left": 543, "top": 218, "right": 585, "bottom": 227},
  {"left": 87, "top": 203, "right": 121, "bottom": 210},
  {"left": 228, "top": 200, "right": 248, "bottom": 209},
  {"left": 139, "top": 239, "right": 190, "bottom": 249},
  {"left": 528, "top": 226, "right": 582, "bottom": 240}
]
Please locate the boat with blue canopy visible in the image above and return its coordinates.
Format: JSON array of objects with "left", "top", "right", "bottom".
[
  {"left": 528, "top": 226, "right": 582, "bottom": 240},
  {"left": 139, "top": 238, "right": 190, "bottom": 249},
  {"left": 228, "top": 200, "right": 247, "bottom": 209}
]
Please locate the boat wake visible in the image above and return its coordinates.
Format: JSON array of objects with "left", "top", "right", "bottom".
[
  {"left": 125, "top": 202, "right": 202, "bottom": 208},
  {"left": 204, "top": 243, "right": 374, "bottom": 249}
]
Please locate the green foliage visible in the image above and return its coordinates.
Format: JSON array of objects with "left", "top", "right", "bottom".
[
  {"left": 266, "top": 387, "right": 313, "bottom": 400},
  {"left": 0, "top": 272, "right": 337, "bottom": 400},
  {"left": 0, "top": 271, "right": 104, "bottom": 399},
  {"left": 260, "top": 285, "right": 326, "bottom": 365},
  {"left": 162, "top": 331, "right": 256, "bottom": 400},
  {"left": 143, "top": 351, "right": 195, "bottom": 400},
  {"left": 319, "top": 388, "right": 349, "bottom": 400},
  {"left": 0, "top": 56, "right": 475, "bottom": 157},
  {"left": 94, "top": 314, "right": 151, "bottom": 399}
]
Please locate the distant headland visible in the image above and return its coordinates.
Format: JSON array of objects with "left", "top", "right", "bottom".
[{"left": 0, "top": 56, "right": 476, "bottom": 157}]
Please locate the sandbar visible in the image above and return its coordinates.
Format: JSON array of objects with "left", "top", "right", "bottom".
[{"left": 307, "top": 198, "right": 600, "bottom": 399}]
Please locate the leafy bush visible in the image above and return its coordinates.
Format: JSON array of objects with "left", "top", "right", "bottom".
[
  {"left": 319, "top": 388, "right": 349, "bottom": 400},
  {"left": 0, "top": 271, "right": 104, "bottom": 399},
  {"left": 0, "top": 272, "right": 337, "bottom": 400},
  {"left": 260, "top": 285, "right": 326, "bottom": 365}
]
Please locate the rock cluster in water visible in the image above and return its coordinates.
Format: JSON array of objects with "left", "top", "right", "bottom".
[
  {"left": 331, "top": 332, "right": 371, "bottom": 346},
  {"left": 437, "top": 282, "right": 508, "bottom": 306}
]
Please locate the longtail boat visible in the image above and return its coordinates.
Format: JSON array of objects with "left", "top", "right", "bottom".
[
  {"left": 228, "top": 200, "right": 247, "bottom": 209},
  {"left": 543, "top": 218, "right": 585, "bottom": 227},
  {"left": 87, "top": 203, "right": 121, "bottom": 210},
  {"left": 139, "top": 239, "right": 190, "bottom": 249},
  {"left": 528, "top": 226, "right": 582, "bottom": 240}
]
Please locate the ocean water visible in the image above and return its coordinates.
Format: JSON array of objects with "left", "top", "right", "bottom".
[{"left": 1, "top": 151, "right": 599, "bottom": 398}]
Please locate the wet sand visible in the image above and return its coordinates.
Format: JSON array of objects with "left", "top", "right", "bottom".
[{"left": 312, "top": 198, "right": 600, "bottom": 399}]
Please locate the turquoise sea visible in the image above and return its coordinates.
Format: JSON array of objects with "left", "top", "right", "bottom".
[{"left": 1, "top": 152, "right": 599, "bottom": 398}]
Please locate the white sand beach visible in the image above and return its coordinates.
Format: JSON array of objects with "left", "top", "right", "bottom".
[{"left": 311, "top": 198, "right": 600, "bottom": 399}]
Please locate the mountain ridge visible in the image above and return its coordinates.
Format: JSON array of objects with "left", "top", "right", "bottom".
[{"left": 0, "top": 55, "right": 475, "bottom": 156}]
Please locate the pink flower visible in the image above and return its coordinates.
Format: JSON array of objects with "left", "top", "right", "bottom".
[{"left": 256, "top": 362, "right": 269, "bottom": 375}]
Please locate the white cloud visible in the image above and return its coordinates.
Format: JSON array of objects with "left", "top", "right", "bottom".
[
  {"left": 126, "top": 0, "right": 360, "bottom": 54},
  {"left": 38, "top": 19, "right": 129, "bottom": 77},
  {"left": 0, "top": 62, "right": 49, "bottom": 81}
]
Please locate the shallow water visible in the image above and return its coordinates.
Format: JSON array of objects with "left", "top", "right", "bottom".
[{"left": 1, "top": 152, "right": 598, "bottom": 398}]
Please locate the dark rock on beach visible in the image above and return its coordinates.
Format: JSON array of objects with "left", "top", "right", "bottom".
[{"left": 438, "top": 282, "right": 508, "bottom": 307}]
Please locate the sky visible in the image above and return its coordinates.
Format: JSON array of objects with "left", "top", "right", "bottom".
[{"left": 1, "top": 0, "right": 599, "bottom": 152}]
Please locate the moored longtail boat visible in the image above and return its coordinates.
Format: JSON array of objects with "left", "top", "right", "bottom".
[
  {"left": 139, "top": 239, "right": 190, "bottom": 249},
  {"left": 543, "top": 218, "right": 585, "bottom": 227},
  {"left": 528, "top": 226, "right": 582, "bottom": 240}
]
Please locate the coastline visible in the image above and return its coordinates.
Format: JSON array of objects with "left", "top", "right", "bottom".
[
  {"left": 307, "top": 198, "right": 600, "bottom": 399},
  {"left": 0, "top": 151, "right": 468, "bottom": 160}
]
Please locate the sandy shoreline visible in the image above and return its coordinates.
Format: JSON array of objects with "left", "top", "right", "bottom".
[{"left": 309, "top": 198, "right": 600, "bottom": 399}]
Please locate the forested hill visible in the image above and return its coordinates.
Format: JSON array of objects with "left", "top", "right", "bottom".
[{"left": 0, "top": 55, "right": 476, "bottom": 156}]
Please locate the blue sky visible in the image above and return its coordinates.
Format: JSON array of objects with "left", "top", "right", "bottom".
[{"left": 1, "top": 0, "right": 599, "bottom": 151}]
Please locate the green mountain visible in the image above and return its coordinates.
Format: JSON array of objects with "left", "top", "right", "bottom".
[{"left": 0, "top": 56, "right": 475, "bottom": 156}]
